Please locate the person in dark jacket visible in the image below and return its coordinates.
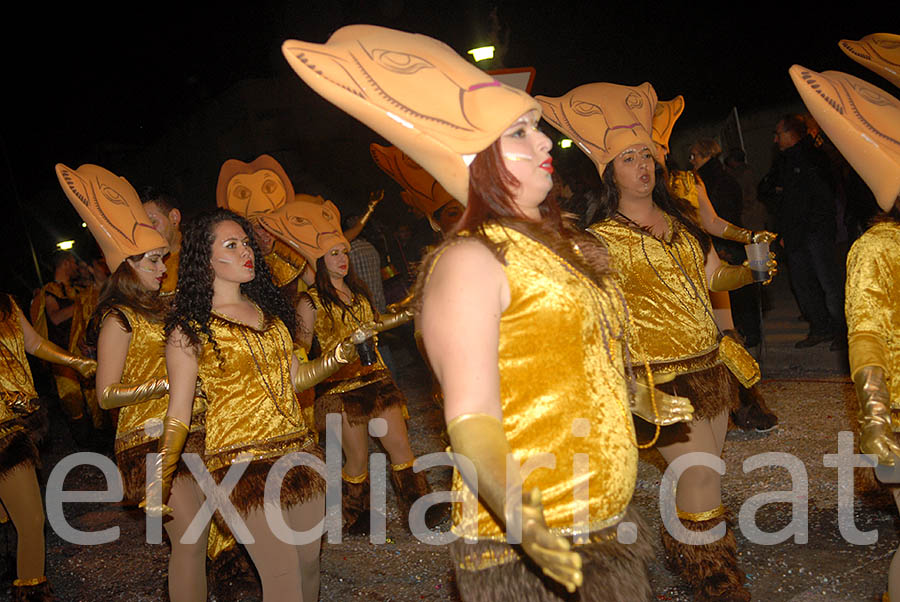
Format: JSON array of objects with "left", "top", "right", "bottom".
[{"left": 759, "top": 114, "right": 846, "bottom": 349}]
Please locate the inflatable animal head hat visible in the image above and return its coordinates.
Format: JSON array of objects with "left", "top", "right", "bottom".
[
  {"left": 789, "top": 65, "right": 900, "bottom": 211},
  {"left": 282, "top": 25, "right": 539, "bottom": 205},
  {"left": 536, "top": 82, "right": 659, "bottom": 176},
  {"left": 369, "top": 143, "right": 461, "bottom": 230},
  {"left": 839, "top": 33, "right": 900, "bottom": 89},
  {"left": 651, "top": 96, "right": 685, "bottom": 157},
  {"left": 257, "top": 194, "right": 350, "bottom": 265},
  {"left": 55, "top": 163, "right": 168, "bottom": 271},
  {"left": 216, "top": 154, "right": 295, "bottom": 221}
]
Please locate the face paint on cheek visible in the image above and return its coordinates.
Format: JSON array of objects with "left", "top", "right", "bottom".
[
  {"left": 135, "top": 264, "right": 156, "bottom": 273},
  {"left": 216, "top": 257, "right": 234, "bottom": 264},
  {"left": 503, "top": 152, "right": 534, "bottom": 162}
]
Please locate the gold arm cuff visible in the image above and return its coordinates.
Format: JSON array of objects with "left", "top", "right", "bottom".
[
  {"left": 13, "top": 576, "right": 47, "bottom": 587},
  {"left": 849, "top": 331, "right": 890, "bottom": 380},
  {"left": 391, "top": 459, "right": 416, "bottom": 471},
  {"left": 722, "top": 223, "right": 752, "bottom": 244},
  {"left": 677, "top": 504, "right": 726, "bottom": 522},
  {"left": 342, "top": 470, "right": 368, "bottom": 483}
]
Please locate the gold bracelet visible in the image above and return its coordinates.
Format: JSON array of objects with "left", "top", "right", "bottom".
[{"left": 342, "top": 470, "right": 368, "bottom": 483}]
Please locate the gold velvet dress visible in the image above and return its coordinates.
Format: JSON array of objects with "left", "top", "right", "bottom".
[
  {"left": 428, "top": 224, "right": 650, "bottom": 601},
  {"left": 105, "top": 305, "right": 205, "bottom": 503},
  {"left": 306, "top": 287, "right": 404, "bottom": 432},
  {"left": 196, "top": 310, "right": 324, "bottom": 515},
  {"left": 588, "top": 217, "right": 738, "bottom": 425},
  {"left": 0, "top": 298, "right": 41, "bottom": 478},
  {"left": 846, "top": 220, "right": 900, "bottom": 425}
]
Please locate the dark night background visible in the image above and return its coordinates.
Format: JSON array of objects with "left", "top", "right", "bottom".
[{"left": 0, "top": 1, "right": 888, "bottom": 298}]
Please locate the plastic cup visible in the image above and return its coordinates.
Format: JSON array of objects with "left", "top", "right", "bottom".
[{"left": 744, "top": 241, "right": 770, "bottom": 282}]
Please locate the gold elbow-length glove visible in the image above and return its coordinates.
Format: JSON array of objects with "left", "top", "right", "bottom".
[
  {"left": 292, "top": 324, "right": 376, "bottom": 392},
  {"left": 140, "top": 416, "right": 189, "bottom": 517},
  {"left": 375, "top": 307, "right": 415, "bottom": 333},
  {"left": 721, "top": 223, "right": 778, "bottom": 245},
  {"left": 32, "top": 340, "right": 96, "bottom": 378},
  {"left": 99, "top": 377, "right": 169, "bottom": 410},
  {"left": 447, "top": 413, "right": 583, "bottom": 593},
  {"left": 709, "top": 259, "right": 777, "bottom": 291},
  {"left": 850, "top": 332, "right": 900, "bottom": 465},
  {"left": 631, "top": 373, "right": 694, "bottom": 425}
]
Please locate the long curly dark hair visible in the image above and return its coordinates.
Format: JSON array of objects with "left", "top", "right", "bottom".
[
  {"left": 597, "top": 160, "right": 711, "bottom": 255},
  {"left": 312, "top": 254, "right": 377, "bottom": 330},
  {"left": 165, "top": 209, "right": 296, "bottom": 351}
]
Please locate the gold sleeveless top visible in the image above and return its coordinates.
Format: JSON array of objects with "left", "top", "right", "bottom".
[
  {"left": 108, "top": 305, "right": 204, "bottom": 455},
  {"left": 0, "top": 299, "right": 38, "bottom": 404},
  {"left": 432, "top": 224, "right": 637, "bottom": 542},
  {"left": 265, "top": 251, "right": 303, "bottom": 288},
  {"left": 588, "top": 217, "right": 720, "bottom": 375},
  {"left": 307, "top": 287, "right": 390, "bottom": 394},
  {"left": 846, "top": 221, "right": 900, "bottom": 420},
  {"left": 198, "top": 310, "right": 314, "bottom": 473}
]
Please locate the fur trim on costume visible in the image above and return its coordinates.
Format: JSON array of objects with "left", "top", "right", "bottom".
[
  {"left": 19, "top": 402, "right": 49, "bottom": 449},
  {"left": 658, "top": 363, "right": 738, "bottom": 421},
  {"left": 315, "top": 378, "right": 406, "bottom": 430},
  {"left": 12, "top": 577, "right": 56, "bottom": 602},
  {"left": 207, "top": 542, "right": 261, "bottom": 601},
  {"left": 210, "top": 445, "right": 326, "bottom": 516},
  {"left": 450, "top": 506, "right": 653, "bottom": 602},
  {"left": 390, "top": 465, "right": 449, "bottom": 531},
  {"left": 0, "top": 425, "right": 39, "bottom": 478},
  {"left": 660, "top": 512, "right": 750, "bottom": 602},
  {"left": 115, "top": 429, "right": 206, "bottom": 504}
]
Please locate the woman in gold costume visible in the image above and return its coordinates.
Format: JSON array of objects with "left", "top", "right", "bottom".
[
  {"left": 0, "top": 292, "right": 95, "bottom": 601},
  {"left": 279, "top": 25, "right": 696, "bottom": 601},
  {"left": 266, "top": 197, "right": 441, "bottom": 534},
  {"left": 537, "top": 82, "right": 774, "bottom": 601},
  {"left": 54, "top": 162, "right": 215, "bottom": 602},
  {"left": 149, "top": 208, "right": 371, "bottom": 601},
  {"left": 790, "top": 63, "right": 900, "bottom": 602}
]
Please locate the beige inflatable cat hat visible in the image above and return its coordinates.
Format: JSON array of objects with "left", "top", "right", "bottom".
[
  {"left": 536, "top": 82, "right": 659, "bottom": 175},
  {"left": 282, "top": 24, "right": 539, "bottom": 205},
  {"left": 651, "top": 96, "right": 685, "bottom": 157},
  {"left": 370, "top": 142, "right": 462, "bottom": 231},
  {"left": 55, "top": 163, "right": 168, "bottom": 271},
  {"left": 257, "top": 194, "right": 350, "bottom": 264},
  {"left": 839, "top": 33, "right": 900, "bottom": 89},
  {"left": 790, "top": 65, "right": 900, "bottom": 211},
  {"left": 216, "top": 154, "right": 295, "bottom": 221}
]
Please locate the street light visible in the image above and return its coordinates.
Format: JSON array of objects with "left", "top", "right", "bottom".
[
  {"left": 558, "top": 139, "right": 573, "bottom": 149},
  {"left": 467, "top": 46, "right": 495, "bottom": 62},
  {"left": 56, "top": 240, "right": 75, "bottom": 251}
]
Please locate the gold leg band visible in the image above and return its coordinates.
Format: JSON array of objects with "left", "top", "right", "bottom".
[
  {"left": 391, "top": 459, "right": 416, "bottom": 471},
  {"left": 342, "top": 470, "right": 368, "bottom": 484},
  {"left": 677, "top": 504, "right": 726, "bottom": 522},
  {"left": 14, "top": 576, "right": 47, "bottom": 587}
]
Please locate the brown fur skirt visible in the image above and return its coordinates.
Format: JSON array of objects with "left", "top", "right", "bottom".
[
  {"left": 209, "top": 442, "right": 327, "bottom": 517},
  {"left": 16, "top": 399, "right": 50, "bottom": 449},
  {"left": 0, "top": 420, "right": 39, "bottom": 480},
  {"left": 314, "top": 377, "right": 406, "bottom": 431},
  {"left": 635, "top": 363, "right": 739, "bottom": 446},
  {"left": 449, "top": 506, "right": 653, "bottom": 602},
  {"left": 115, "top": 429, "right": 206, "bottom": 505}
]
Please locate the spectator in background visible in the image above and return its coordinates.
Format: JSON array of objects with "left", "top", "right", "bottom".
[
  {"left": 759, "top": 114, "right": 846, "bottom": 349},
  {"left": 141, "top": 188, "right": 182, "bottom": 296}
]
